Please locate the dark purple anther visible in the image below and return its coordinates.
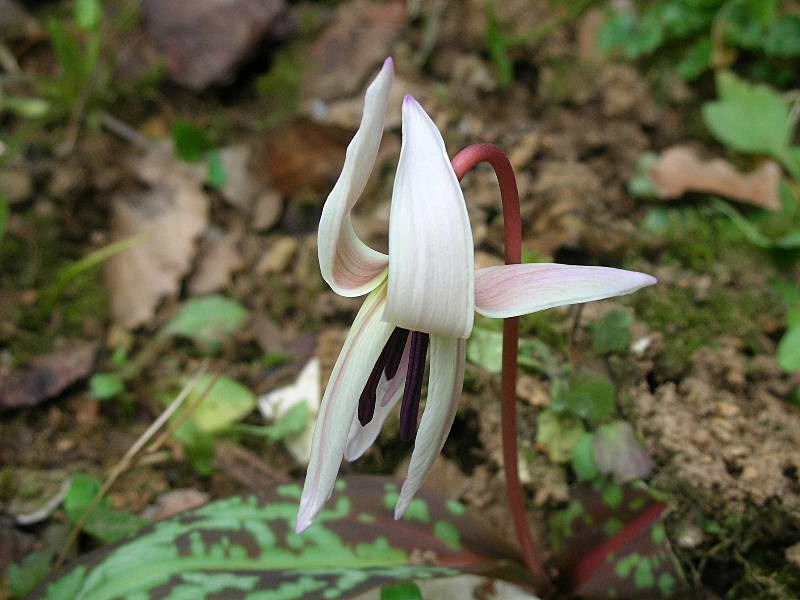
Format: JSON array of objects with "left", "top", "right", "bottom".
[
  {"left": 358, "top": 327, "right": 410, "bottom": 426},
  {"left": 399, "top": 331, "right": 429, "bottom": 442}
]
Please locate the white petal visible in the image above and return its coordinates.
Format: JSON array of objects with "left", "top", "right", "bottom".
[
  {"left": 383, "top": 96, "right": 475, "bottom": 338},
  {"left": 317, "top": 58, "right": 393, "bottom": 297},
  {"left": 474, "top": 263, "right": 658, "bottom": 318},
  {"left": 296, "top": 282, "right": 394, "bottom": 532},
  {"left": 395, "top": 336, "right": 465, "bottom": 519},
  {"left": 344, "top": 340, "right": 411, "bottom": 461}
]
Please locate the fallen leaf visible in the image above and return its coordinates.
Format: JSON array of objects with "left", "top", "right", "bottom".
[
  {"left": 188, "top": 233, "right": 245, "bottom": 295},
  {"left": 0, "top": 343, "right": 98, "bottom": 409},
  {"left": 649, "top": 145, "right": 781, "bottom": 210},
  {"left": 103, "top": 148, "right": 208, "bottom": 329},
  {"left": 216, "top": 144, "right": 260, "bottom": 210},
  {"left": 143, "top": 0, "right": 289, "bottom": 90},
  {"left": 258, "top": 358, "right": 320, "bottom": 464},
  {"left": 593, "top": 420, "right": 655, "bottom": 484},
  {"left": 141, "top": 489, "right": 209, "bottom": 521},
  {"left": 252, "top": 119, "right": 352, "bottom": 195}
]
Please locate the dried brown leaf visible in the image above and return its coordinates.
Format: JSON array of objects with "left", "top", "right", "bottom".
[
  {"left": 103, "top": 150, "right": 208, "bottom": 329},
  {"left": 0, "top": 342, "right": 98, "bottom": 409},
  {"left": 649, "top": 145, "right": 781, "bottom": 210}
]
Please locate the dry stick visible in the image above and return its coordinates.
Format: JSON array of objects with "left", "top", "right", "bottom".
[
  {"left": 53, "top": 363, "right": 209, "bottom": 571},
  {"left": 452, "top": 144, "right": 554, "bottom": 598},
  {"left": 146, "top": 372, "right": 221, "bottom": 454}
]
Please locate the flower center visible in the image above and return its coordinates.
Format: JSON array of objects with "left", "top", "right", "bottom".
[{"left": 357, "top": 327, "right": 429, "bottom": 442}]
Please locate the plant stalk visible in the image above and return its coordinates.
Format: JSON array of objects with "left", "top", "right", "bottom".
[{"left": 452, "top": 144, "right": 553, "bottom": 597}]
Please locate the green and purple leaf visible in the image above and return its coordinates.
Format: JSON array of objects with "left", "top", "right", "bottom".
[
  {"left": 31, "top": 476, "right": 529, "bottom": 600},
  {"left": 550, "top": 482, "right": 687, "bottom": 598}
]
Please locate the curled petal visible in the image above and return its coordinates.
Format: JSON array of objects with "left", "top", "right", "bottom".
[
  {"left": 344, "top": 340, "right": 411, "bottom": 461},
  {"left": 297, "top": 282, "right": 394, "bottom": 532},
  {"left": 395, "top": 336, "right": 465, "bottom": 519},
  {"left": 384, "top": 96, "right": 475, "bottom": 338},
  {"left": 474, "top": 263, "right": 657, "bottom": 318},
  {"left": 318, "top": 58, "right": 393, "bottom": 297}
]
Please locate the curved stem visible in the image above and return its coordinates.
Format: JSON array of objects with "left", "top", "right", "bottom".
[{"left": 452, "top": 144, "right": 553, "bottom": 596}]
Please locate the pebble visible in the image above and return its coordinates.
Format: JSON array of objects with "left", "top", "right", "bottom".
[{"left": 0, "top": 168, "right": 33, "bottom": 203}]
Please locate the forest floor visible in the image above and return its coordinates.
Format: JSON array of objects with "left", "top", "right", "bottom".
[{"left": 1, "top": 1, "right": 799, "bottom": 598}]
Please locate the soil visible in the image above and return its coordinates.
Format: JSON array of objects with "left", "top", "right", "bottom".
[{"left": 1, "top": 1, "right": 799, "bottom": 599}]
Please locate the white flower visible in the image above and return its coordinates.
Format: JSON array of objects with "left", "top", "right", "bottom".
[{"left": 296, "top": 58, "right": 656, "bottom": 533}]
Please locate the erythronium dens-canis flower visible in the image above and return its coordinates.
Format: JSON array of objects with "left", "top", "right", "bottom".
[{"left": 296, "top": 57, "right": 656, "bottom": 533}]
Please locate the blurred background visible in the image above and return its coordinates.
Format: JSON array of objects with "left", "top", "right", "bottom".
[{"left": 1, "top": 1, "right": 800, "bottom": 598}]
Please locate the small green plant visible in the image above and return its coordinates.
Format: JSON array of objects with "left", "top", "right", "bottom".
[
  {"left": 171, "top": 119, "right": 228, "bottom": 188},
  {"left": 600, "top": 0, "right": 800, "bottom": 82}
]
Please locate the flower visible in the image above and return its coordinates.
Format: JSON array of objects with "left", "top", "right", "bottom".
[{"left": 296, "top": 57, "right": 656, "bottom": 533}]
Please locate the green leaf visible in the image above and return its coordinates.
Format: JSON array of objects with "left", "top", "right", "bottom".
[
  {"left": 174, "top": 418, "right": 216, "bottom": 475},
  {"left": 74, "top": 0, "right": 103, "bottom": 30},
  {"left": 64, "top": 474, "right": 146, "bottom": 543},
  {"left": 551, "top": 373, "right": 616, "bottom": 427},
  {"left": 676, "top": 36, "right": 712, "bottom": 80},
  {"left": 381, "top": 581, "right": 423, "bottom": 600},
  {"left": 172, "top": 119, "right": 212, "bottom": 162},
  {"left": 572, "top": 432, "right": 600, "bottom": 481},
  {"left": 89, "top": 372, "right": 125, "bottom": 400},
  {"left": 33, "top": 476, "right": 525, "bottom": 600},
  {"left": 777, "top": 325, "right": 800, "bottom": 372},
  {"left": 206, "top": 149, "right": 228, "bottom": 189},
  {"left": 185, "top": 374, "right": 257, "bottom": 434},
  {"left": 702, "top": 71, "right": 792, "bottom": 157},
  {"left": 0, "top": 191, "right": 6, "bottom": 241},
  {"left": 536, "top": 409, "right": 586, "bottom": 463},
  {"left": 165, "top": 295, "right": 248, "bottom": 352},
  {"left": 264, "top": 401, "right": 309, "bottom": 442},
  {"left": 46, "top": 19, "right": 85, "bottom": 99},
  {"left": 7, "top": 550, "right": 53, "bottom": 597},
  {"left": 763, "top": 15, "right": 800, "bottom": 57},
  {"left": 721, "top": 0, "right": 775, "bottom": 49},
  {"left": 467, "top": 326, "right": 557, "bottom": 375},
  {"left": 591, "top": 309, "right": 633, "bottom": 355}
]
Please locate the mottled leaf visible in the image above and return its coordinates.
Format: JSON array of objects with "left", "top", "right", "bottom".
[
  {"left": 550, "top": 482, "right": 686, "bottom": 598},
  {"left": 32, "top": 477, "right": 528, "bottom": 600}
]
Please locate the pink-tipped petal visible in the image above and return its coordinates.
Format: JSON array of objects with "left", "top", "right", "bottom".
[
  {"left": 344, "top": 341, "right": 411, "bottom": 461},
  {"left": 395, "top": 336, "right": 465, "bottom": 519},
  {"left": 318, "top": 58, "right": 393, "bottom": 297},
  {"left": 383, "top": 96, "right": 475, "bottom": 338},
  {"left": 474, "top": 263, "right": 657, "bottom": 319},
  {"left": 296, "top": 282, "right": 394, "bottom": 533}
]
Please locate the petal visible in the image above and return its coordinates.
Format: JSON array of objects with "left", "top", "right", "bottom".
[
  {"left": 474, "top": 263, "right": 657, "bottom": 318},
  {"left": 297, "top": 282, "right": 394, "bottom": 532},
  {"left": 318, "top": 58, "right": 393, "bottom": 297},
  {"left": 395, "top": 335, "right": 466, "bottom": 519},
  {"left": 383, "top": 96, "right": 475, "bottom": 338},
  {"left": 344, "top": 340, "right": 411, "bottom": 461}
]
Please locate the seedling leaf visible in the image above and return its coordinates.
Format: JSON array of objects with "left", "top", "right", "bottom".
[
  {"left": 702, "top": 71, "right": 792, "bottom": 157},
  {"left": 165, "top": 295, "right": 248, "bottom": 351},
  {"left": 64, "top": 474, "right": 146, "bottom": 543}
]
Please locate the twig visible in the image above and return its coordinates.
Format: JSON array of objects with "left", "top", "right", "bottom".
[{"left": 53, "top": 363, "right": 208, "bottom": 571}]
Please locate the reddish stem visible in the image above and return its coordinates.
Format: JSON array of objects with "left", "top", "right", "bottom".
[{"left": 452, "top": 144, "right": 553, "bottom": 596}]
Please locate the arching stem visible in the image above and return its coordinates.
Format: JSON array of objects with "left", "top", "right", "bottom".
[{"left": 452, "top": 144, "right": 553, "bottom": 597}]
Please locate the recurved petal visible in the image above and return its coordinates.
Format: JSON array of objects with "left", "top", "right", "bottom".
[
  {"left": 395, "top": 335, "right": 465, "bottom": 519},
  {"left": 474, "top": 263, "right": 657, "bottom": 319},
  {"left": 383, "top": 96, "right": 475, "bottom": 338},
  {"left": 296, "top": 282, "right": 394, "bottom": 533},
  {"left": 318, "top": 58, "right": 393, "bottom": 297},
  {"left": 344, "top": 341, "right": 411, "bottom": 461}
]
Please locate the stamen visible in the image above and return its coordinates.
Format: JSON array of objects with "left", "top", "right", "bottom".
[
  {"left": 358, "top": 327, "right": 409, "bottom": 426},
  {"left": 383, "top": 328, "right": 409, "bottom": 379},
  {"left": 399, "top": 331, "right": 429, "bottom": 442}
]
